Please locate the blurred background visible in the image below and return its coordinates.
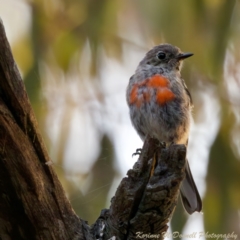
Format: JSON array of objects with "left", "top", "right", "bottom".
[{"left": 1, "top": 0, "right": 240, "bottom": 238}]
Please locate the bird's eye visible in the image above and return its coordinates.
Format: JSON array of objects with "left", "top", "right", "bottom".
[{"left": 157, "top": 52, "right": 166, "bottom": 60}]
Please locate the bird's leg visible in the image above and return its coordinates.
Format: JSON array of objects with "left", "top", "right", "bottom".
[
  {"left": 150, "top": 151, "right": 157, "bottom": 177},
  {"left": 132, "top": 148, "right": 142, "bottom": 157},
  {"left": 150, "top": 141, "right": 166, "bottom": 177}
]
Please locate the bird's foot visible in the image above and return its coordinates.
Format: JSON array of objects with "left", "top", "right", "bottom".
[
  {"left": 132, "top": 148, "right": 142, "bottom": 157},
  {"left": 159, "top": 141, "right": 166, "bottom": 148}
]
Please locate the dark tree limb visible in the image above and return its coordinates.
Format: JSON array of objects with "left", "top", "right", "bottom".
[
  {"left": 0, "top": 19, "right": 84, "bottom": 240},
  {"left": 91, "top": 139, "right": 186, "bottom": 240},
  {"left": 0, "top": 19, "right": 186, "bottom": 240}
]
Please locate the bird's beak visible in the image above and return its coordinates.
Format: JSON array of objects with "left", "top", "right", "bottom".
[{"left": 176, "top": 52, "right": 193, "bottom": 60}]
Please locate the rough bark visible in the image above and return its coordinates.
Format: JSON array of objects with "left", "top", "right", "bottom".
[
  {"left": 0, "top": 19, "right": 186, "bottom": 240},
  {"left": 0, "top": 19, "right": 84, "bottom": 240},
  {"left": 91, "top": 139, "right": 186, "bottom": 240}
]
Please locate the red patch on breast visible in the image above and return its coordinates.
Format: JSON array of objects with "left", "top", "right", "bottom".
[
  {"left": 129, "top": 84, "right": 138, "bottom": 104},
  {"left": 147, "top": 74, "right": 169, "bottom": 88},
  {"left": 129, "top": 74, "right": 175, "bottom": 108},
  {"left": 148, "top": 74, "right": 175, "bottom": 105},
  {"left": 129, "top": 84, "right": 144, "bottom": 108},
  {"left": 156, "top": 88, "right": 175, "bottom": 105}
]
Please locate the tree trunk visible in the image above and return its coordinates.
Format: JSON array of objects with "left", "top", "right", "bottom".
[{"left": 0, "top": 19, "right": 186, "bottom": 240}]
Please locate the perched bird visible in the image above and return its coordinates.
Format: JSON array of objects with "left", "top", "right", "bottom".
[{"left": 126, "top": 43, "right": 202, "bottom": 214}]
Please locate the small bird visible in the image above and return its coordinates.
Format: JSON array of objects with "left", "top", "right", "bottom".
[{"left": 126, "top": 43, "right": 202, "bottom": 214}]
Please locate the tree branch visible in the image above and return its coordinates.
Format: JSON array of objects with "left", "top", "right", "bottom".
[
  {"left": 91, "top": 138, "right": 186, "bottom": 240},
  {"left": 0, "top": 19, "right": 83, "bottom": 240}
]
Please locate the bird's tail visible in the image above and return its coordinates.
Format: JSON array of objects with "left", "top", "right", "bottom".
[{"left": 180, "top": 160, "right": 202, "bottom": 214}]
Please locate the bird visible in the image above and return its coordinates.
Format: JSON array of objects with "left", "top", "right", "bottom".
[{"left": 126, "top": 43, "right": 202, "bottom": 214}]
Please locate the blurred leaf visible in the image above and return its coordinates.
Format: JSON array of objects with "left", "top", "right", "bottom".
[
  {"left": 53, "top": 31, "right": 81, "bottom": 71},
  {"left": 206, "top": 122, "right": 240, "bottom": 235},
  {"left": 171, "top": 199, "right": 188, "bottom": 233},
  {"left": 72, "top": 135, "right": 116, "bottom": 224},
  {"left": 12, "top": 36, "right": 33, "bottom": 75}
]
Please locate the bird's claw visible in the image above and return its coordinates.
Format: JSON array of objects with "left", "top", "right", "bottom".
[
  {"left": 132, "top": 148, "right": 142, "bottom": 157},
  {"left": 159, "top": 141, "right": 166, "bottom": 148}
]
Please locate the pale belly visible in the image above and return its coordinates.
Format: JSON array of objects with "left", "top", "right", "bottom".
[{"left": 129, "top": 99, "right": 191, "bottom": 145}]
